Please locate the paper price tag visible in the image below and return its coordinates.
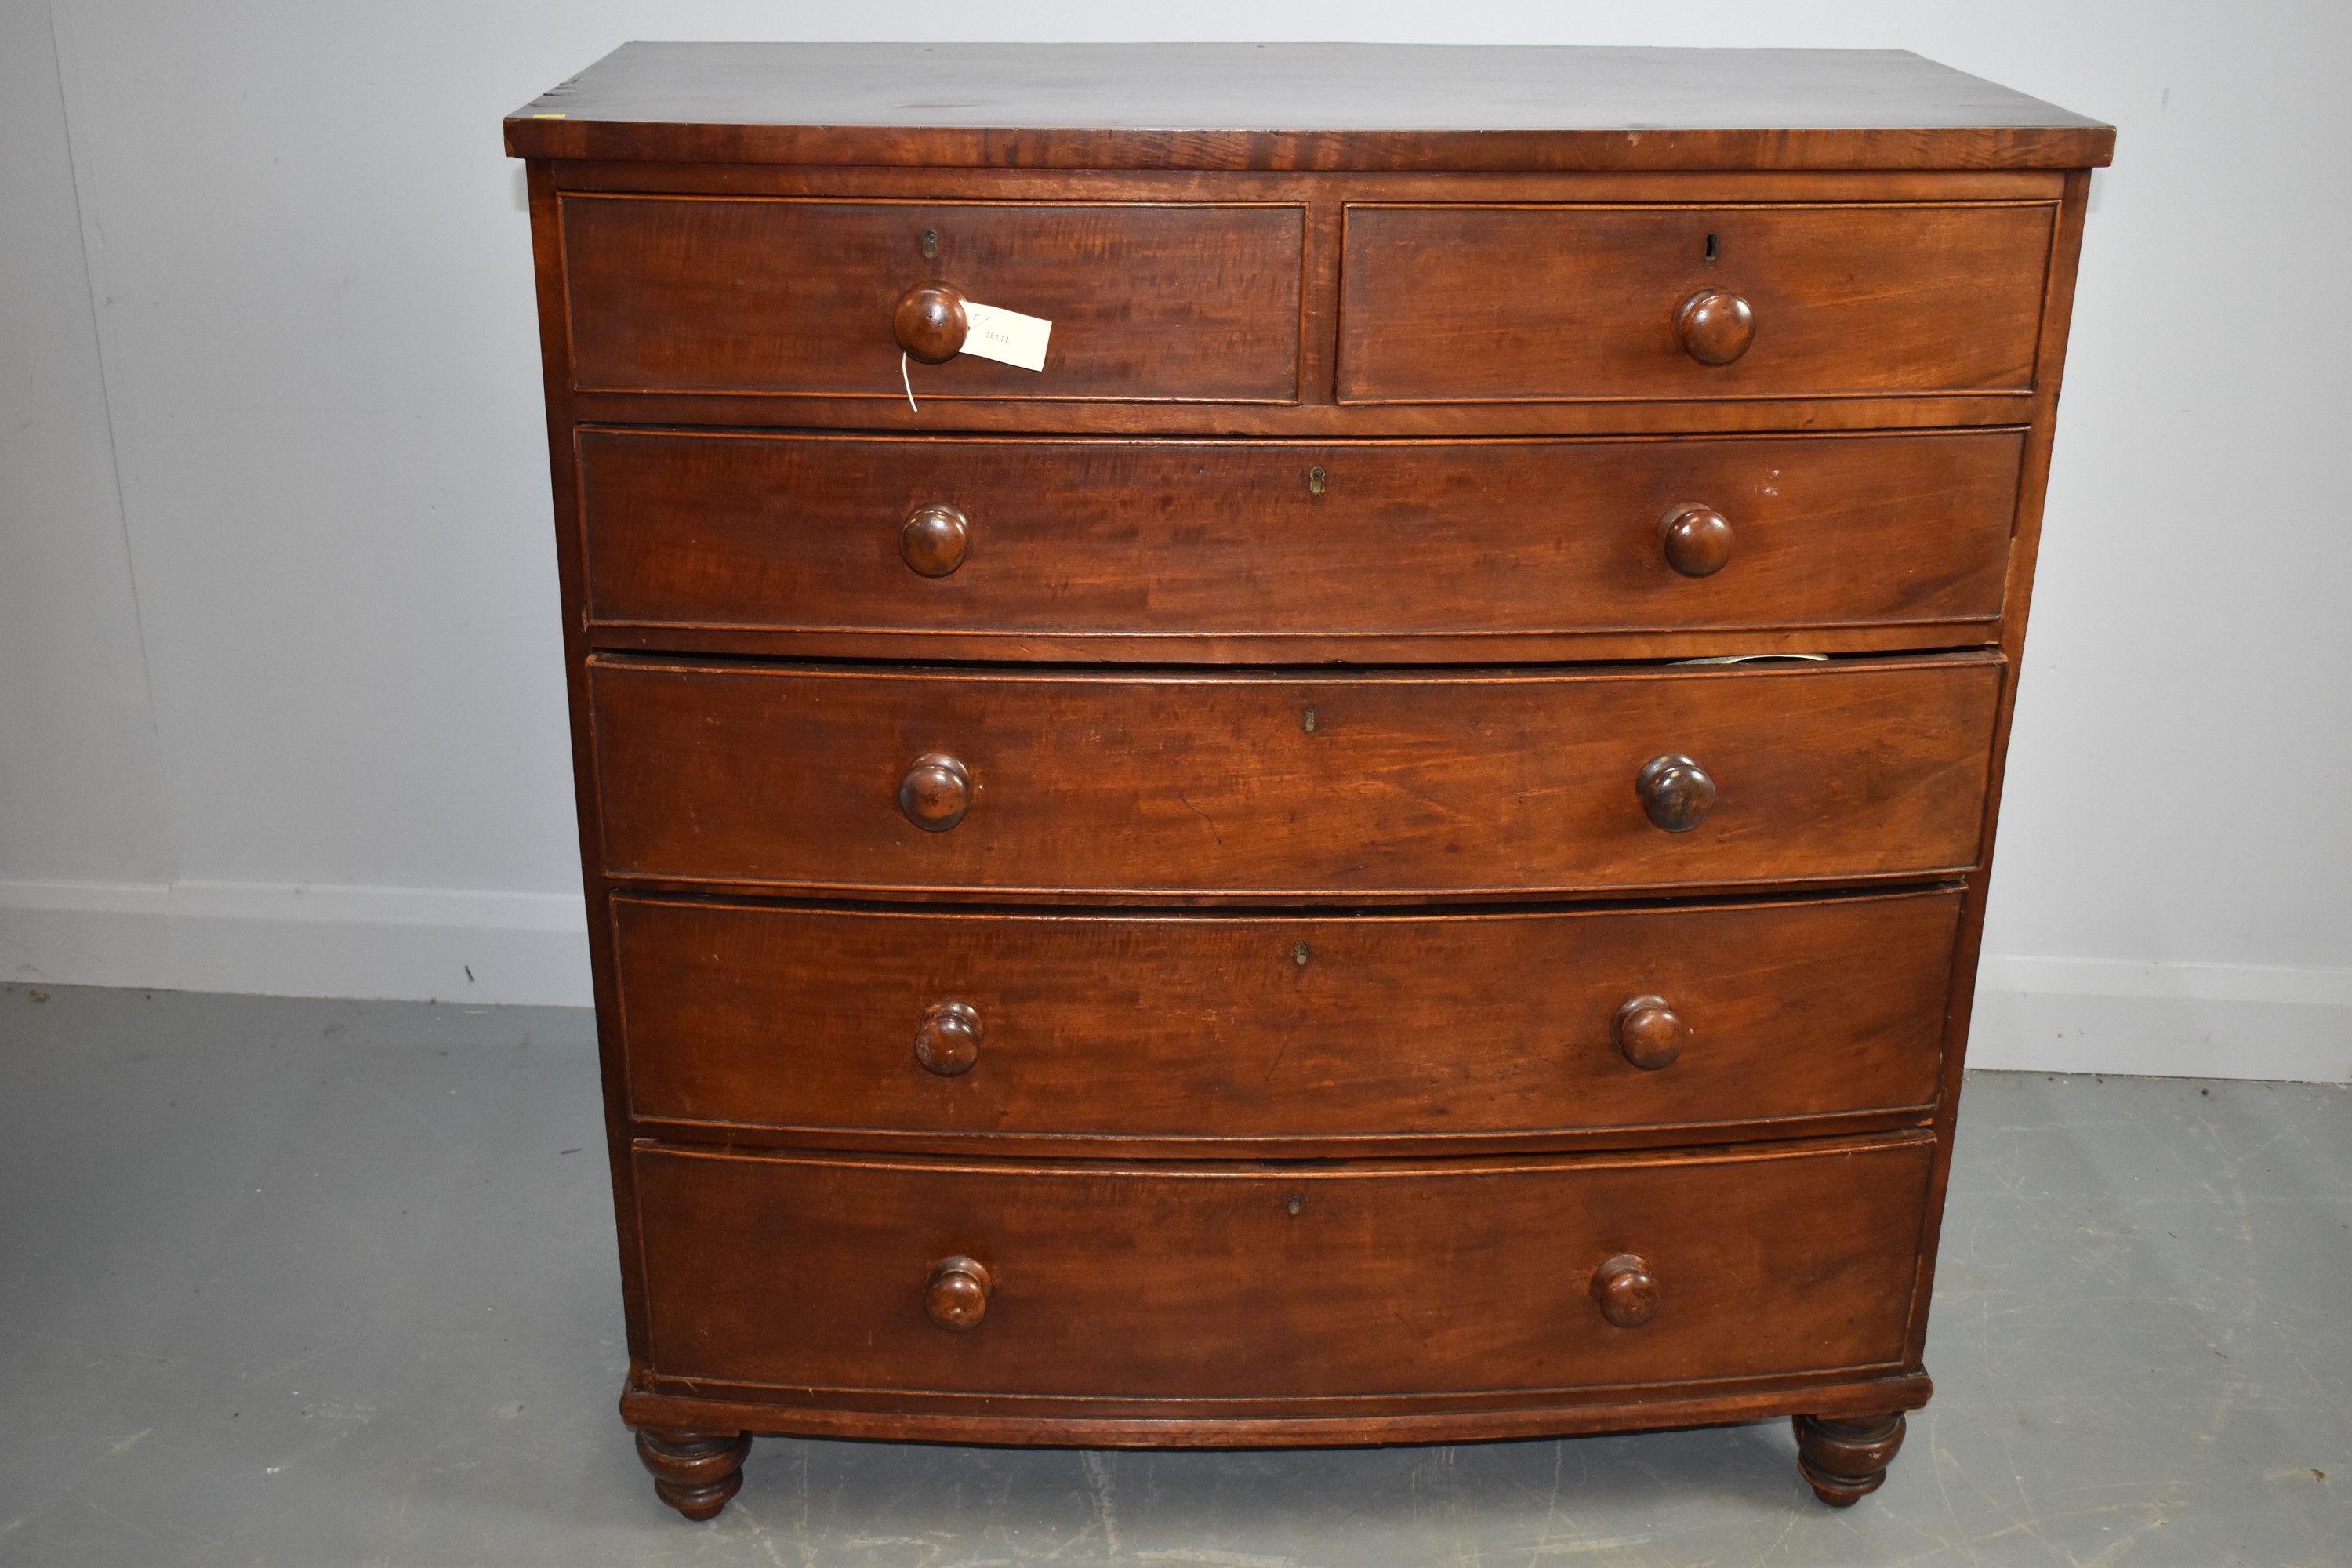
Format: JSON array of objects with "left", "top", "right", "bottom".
[{"left": 960, "top": 301, "right": 1052, "bottom": 372}]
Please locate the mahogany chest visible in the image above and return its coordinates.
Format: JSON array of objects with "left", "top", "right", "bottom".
[{"left": 505, "top": 44, "right": 2111, "bottom": 1519}]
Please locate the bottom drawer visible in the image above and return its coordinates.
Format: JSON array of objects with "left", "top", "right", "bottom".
[{"left": 634, "top": 1137, "right": 1929, "bottom": 1403}]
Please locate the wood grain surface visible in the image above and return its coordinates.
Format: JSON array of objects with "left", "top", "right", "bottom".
[
  {"left": 613, "top": 889, "right": 1959, "bottom": 1149},
  {"left": 576, "top": 430, "right": 2023, "bottom": 644},
  {"left": 617, "top": 1370, "right": 1936, "bottom": 1448},
  {"left": 631, "top": 1135, "right": 1933, "bottom": 1399},
  {"left": 561, "top": 196, "right": 1303, "bottom": 400},
  {"left": 506, "top": 43, "right": 2114, "bottom": 171},
  {"left": 1340, "top": 203, "right": 2056, "bottom": 401},
  {"left": 587, "top": 655, "right": 2003, "bottom": 898}
]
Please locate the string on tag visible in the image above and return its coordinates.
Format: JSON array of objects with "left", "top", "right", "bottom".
[{"left": 901, "top": 352, "right": 918, "bottom": 413}]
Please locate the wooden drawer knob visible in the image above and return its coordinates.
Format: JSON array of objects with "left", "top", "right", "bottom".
[
  {"left": 899, "top": 753, "right": 972, "bottom": 832},
  {"left": 893, "top": 281, "right": 968, "bottom": 363},
  {"left": 901, "top": 503, "right": 970, "bottom": 576},
  {"left": 1676, "top": 289, "right": 1755, "bottom": 365},
  {"left": 1592, "top": 1254, "right": 1660, "bottom": 1328},
  {"left": 1612, "top": 996, "right": 1686, "bottom": 1069},
  {"left": 915, "top": 1000, "right": 982, "bottom": 1076},
  {"left": 926, "top": 1255, "right": 992, "bottom": 1331},
  {"left": 1660, "top": 503, "right": 1733, "bottom": 577},
  {"left": 1636, "top": 753, "right": 1715, "bottom": 832}
]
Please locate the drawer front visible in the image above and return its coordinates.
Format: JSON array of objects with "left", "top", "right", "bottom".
[
  {"left": 579, "top": 430, "right": 2021, "bottom": 641},
  {"left": 589, "top": 655, "right": 2001, "bottom": 897},
  {"left": 560, "top": 197, "right": 1304, "bottom": 401},
  {"left": 1339, "top": 202, "right": 2055, "bottom": 402},
  {"left": 616, "top": 889, "right": 1958, "bottom": 1145},
  {"left": 634, "top": 1138, "right": 1930, "bottom": 1399}
]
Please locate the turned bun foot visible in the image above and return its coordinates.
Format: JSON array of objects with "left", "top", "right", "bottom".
[
  {"left": 634, "top": 1427, "right": 753, "bottom": 1521},
  {"left": 1793, "top": 1411, "right": 1907, "bottom": 1507}
]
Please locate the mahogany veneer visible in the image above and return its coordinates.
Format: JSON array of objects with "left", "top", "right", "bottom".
[
  {"left": 587, "top": 656, "right": 2004, "bottom": 898},
  {"left": 631, "top": 1138, "right": 1934, "bottom": 1404},
  {"left": 576, "top": 430, "right": 2027, "bottom": 650},
  {"left": 562, "top": 197, "right": 1306, "bottom": 400},
  {"left": 1337, "top": 201, "right": 2056, "bottom": 401},
  {"left": 612, "top": 889, "right": 1962, "bottom": 1152},
  {"left": 506, "top": 42, "right": 2109, "bottom": 1519}
]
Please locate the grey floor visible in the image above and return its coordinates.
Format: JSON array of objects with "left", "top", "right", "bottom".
[{"left": 0, "top": 985, "right": 2342, "bottom": 1567}]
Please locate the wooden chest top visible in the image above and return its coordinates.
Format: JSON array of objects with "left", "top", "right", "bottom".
[{"left": 506, "top": 42, "right": 2114, "bottom": 171}]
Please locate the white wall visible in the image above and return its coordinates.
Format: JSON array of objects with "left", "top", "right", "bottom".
[{"left": 4, "top": 0, "right": 2346, "bottom": 1080}]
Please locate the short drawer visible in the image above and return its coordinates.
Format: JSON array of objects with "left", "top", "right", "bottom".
[
  {"left": 579, "top": 429, "right": 2022, "bottom": 645},
  {"left": 633, "top": 1138, "right": 1930, "bottom": 1400},
  {"left": 560, "top": 196, "right": 1304, "bottom": 401},
  {"left": 588, "top": 654, "right": 2002, "bottom": 898},
  {"left": 1339, "top": 201, "right": 2055, "bottom": 402},
  {"left": 615, "top": 889, "right": 1959, "bottom": 1149}
]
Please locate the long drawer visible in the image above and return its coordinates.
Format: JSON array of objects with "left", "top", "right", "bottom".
[
  {"left": 578, "top": 430, "right": 2023, "bottom": 644},
  {"left": 615, "top": 888, "right": 1959, "bottom": 1149},
  {"left": 589, "top": 654, "right": 2002, "bottom": 898},
  {"left": 633, "top": 1137, "right": 1932, "bottom": 1401},
  {"left": 1339, "top": 201, "right": 2056, "bottom": 401},
  {"left": 559, "top": 196, "right": 1305, "bottom": 400}
]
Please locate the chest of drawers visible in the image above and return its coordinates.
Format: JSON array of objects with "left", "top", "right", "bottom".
[{"left": 506, "top": 43, "right": 2111, "bottom": 1520}]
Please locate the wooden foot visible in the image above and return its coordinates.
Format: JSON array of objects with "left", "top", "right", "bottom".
[
  {"left": 634, "top": 1427, "right": 752, "bottom": 1521},
  {"left": 1792, "top": 1411, "right": 1906, "bottom": 1507}
]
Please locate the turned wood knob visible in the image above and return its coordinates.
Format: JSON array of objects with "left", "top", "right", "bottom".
[
  {"left": 1660, "top": 503, "right": 1733, "bottom": 577},
  {"left": 925, "top": 1255, "right": 992, "bottom": 1330},
  {"left": 893, "top": 281, "right": 968, "bottom": 363},
  {"left": 899, "top": 753, "right": 972, "bottom": 832},
  {"left": 1592, "top": 1253, "right": 1660, "bottom": 1328},
  {"left": 1612, "top": 995, "right": 1686, "bottom": 1069},
  {"left": 1636, "top": 753, "right": 1715, "bottom": 833},
  {"left": 1676, "top": 289, "right": 1755, "bottom": 365},
  {"left": 915, "top": 1000, "right": 982, "bottom": 1076},
  {"left": 901, "top": 503, "right": 970, "bottom": 576}
]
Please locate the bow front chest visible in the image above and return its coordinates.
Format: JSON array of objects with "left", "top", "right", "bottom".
[{"left": 505, "top": 43, "right": 2111, "bottom": 1519}]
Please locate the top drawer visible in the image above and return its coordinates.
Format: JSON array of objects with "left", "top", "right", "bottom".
[
  {"left": 559, "top": 197, "right": 1305, "bottom": 401},
  {"left": 1339, "top": 202, "right": 2056, "bottom": 402}
]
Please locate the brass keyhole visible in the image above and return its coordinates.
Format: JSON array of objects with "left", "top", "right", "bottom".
[
  {"left": 1294, "top": 941, "right": 1311, "bottom": 967},
  {"left": 921, "top": 228, "right": 939, "bottom": 259},
  {"left": 1307, "top": 466, "right": 1327, "bottom": 496},
  {"left": 1302, "top": 706, "right": 1319, "bottom": 733}
]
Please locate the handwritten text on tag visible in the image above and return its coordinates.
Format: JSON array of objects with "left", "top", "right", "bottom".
[{"left": 960, "top": 301, "right": 1052, "bottom": 372}]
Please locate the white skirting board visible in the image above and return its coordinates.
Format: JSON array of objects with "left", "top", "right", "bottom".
[
  {"left": 0, "top": 879, "right": 590, "bottom": 1008},
  {"left": 1967, "top": 956, "right": 2351, "bottom": 1084},
  {"left": 1, "top": 880, "right": 2345, "bottom": 1083}
]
